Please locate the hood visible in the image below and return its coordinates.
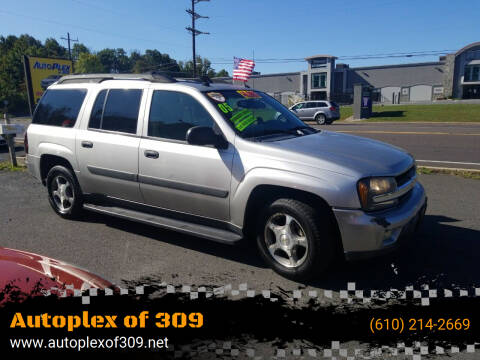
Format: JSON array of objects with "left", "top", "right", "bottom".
[
  {"left": 0, "top": 247, "right": 113, "bottom": 305},
  {"left": 263, "top": 130, "right": 413, "bottom": 177}
]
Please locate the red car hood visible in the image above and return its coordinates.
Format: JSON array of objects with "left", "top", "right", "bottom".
[{"left": 0, "top": 247, "right": 113, "bottom": 305}]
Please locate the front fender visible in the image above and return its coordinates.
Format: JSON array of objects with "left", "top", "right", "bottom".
[{"left": 230, "top": 167, "right": 359, "bottom": 228}]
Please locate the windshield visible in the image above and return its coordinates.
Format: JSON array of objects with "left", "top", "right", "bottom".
[{"left": 203, "top": 90, "right": 317, "bottom": 140}]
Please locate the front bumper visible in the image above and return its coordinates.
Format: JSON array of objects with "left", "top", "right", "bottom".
[{"left": 333, "top": 182, "right": 427, "bottom": 260}]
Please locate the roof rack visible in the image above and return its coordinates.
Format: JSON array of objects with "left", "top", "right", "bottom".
[{"left": 57, "top": 72, "right": 177, "bottom": 85}]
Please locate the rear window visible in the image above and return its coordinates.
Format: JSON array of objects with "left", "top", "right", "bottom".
[
  {"left": 88, "top": 89, "right": 142, "bottom": 134},
  {"left": 33, "top": 89, "right": 87, "bottom": 127}
]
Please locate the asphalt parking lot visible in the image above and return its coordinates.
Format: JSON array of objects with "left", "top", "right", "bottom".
[{"left": 1, "top": 170, "right": 478, "bottom": 294}]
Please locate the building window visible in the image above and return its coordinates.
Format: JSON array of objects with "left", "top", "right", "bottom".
[
  {"left": 311, "top": 73, "right": 327, "bottom": 89},
  {"left": 465, "top": 65, "right": 480, "bottom": 82},
  {"left": 311, "top": 58, "right": 327, "bottom": 68},
  {"left": 473, "top": 66, "right": 480, "bottom": 81}
]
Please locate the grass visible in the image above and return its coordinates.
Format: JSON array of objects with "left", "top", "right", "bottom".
[
  {"left": 0, "top": 161, "right": 26, "bottom": 172},
  {"left": 417, "top": 166, "right": 480, "bottom": 180},
  {"left": 339, "top": 104, "right": 480, "bottom": 122}
]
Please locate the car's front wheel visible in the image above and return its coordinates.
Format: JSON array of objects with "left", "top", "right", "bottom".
[
  {"left": 46, "top": 165, "right": 84, "bottom": 219},
  {"left": 256, "top": 198, "right": 335, "bottom": 281},
  {"left": 315, "top": 113, "right": 326, "bottom": 125}
]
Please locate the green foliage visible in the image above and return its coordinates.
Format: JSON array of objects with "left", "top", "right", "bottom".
[
  {"left": 178, "top": 56, "right": 216, "bottom": 78},
  {"left": 340, "top": 104, "right": 480, "bottom": 122},
  {"left": 0, "top": 161, "right": 26, "bottom": 172},
  {"left": 75, "top": 53, "right": 104, "bottom": 73},
  {"left": 0, "top": 33, "right": 229, "bottom": 114},
  {"left": 215, "top": 69, "right": 229, "bottom": 77},
  {"left": 72, "top": 43, "right": 90, "bottom": 61}
]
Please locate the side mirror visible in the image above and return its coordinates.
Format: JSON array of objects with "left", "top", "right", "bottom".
[{"left": 186, "top": 126, "right": 228, "bottom": 149}]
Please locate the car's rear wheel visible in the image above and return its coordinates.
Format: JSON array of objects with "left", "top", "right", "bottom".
[
  {"left": 46, "top": 165, "right": 83, "bottom": 219},
  {"left": 315, "top": 113, "right": 326, "bottom": 125},
  {"left": 256, "top": 198, "right": 335, "bottom": 280}
]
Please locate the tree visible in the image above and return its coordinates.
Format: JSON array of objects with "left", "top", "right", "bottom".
[
  {"left": 75, "top": 53, "right": 104, "bottom": 73},
  {"left": 72, "top": 43, "right": 90, "bottom": 61},
  {"left": 0, "top": 34, "right": 44, "bottom": 114},
  {"left": 178, "top": 56, "right": 217, "bottom": 78},
  {"left": 215, "top": 69, "right": 229, "bottom": 77},
  {"left": 43, "top": 38, "right": 66, "bottom": 58},
  {"left": 97, "top": 48, "right": 116, "bottom": 73},
  {"left": 132, "top": 49, "right": 179, "bottom": 74},
  {"left": 114, "top": 48, "right": 131, "bottom": 73}
]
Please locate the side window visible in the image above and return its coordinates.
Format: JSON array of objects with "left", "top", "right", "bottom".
[
  {"left": 148, "top": 91, "right": 214, "bottom": 141},
  {"left": 317, "top": 102, "right": 328, "bottom": 107},
  {"left": 88, "top": 89, "right": 107, "bottom": 129},
  {"left": 102, "top": 89, "right": 142, "bottom": 134},
  {"left": 306, "top": 102, "right": 316, "bottom": 108},
  {"left": 32, "top": 89, "right": 87, "bottom": 127},
  {"left": 88, "top": 89, "right": 142, "bottom": 134}
]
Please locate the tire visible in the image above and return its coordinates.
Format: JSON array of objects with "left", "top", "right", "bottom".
[
  {"left": 46, "top": 165, "right": 84, "bottom": 219},
  {"left": 315, "top": 113, "right": 326, "bottom": 125},
  {"left": 256, "top": 198, "right": 335, "bottom": 281}
]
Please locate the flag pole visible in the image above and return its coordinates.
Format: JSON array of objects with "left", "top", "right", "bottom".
[{"left": 252, "top": 49, "right": 255, "bottom": 89}]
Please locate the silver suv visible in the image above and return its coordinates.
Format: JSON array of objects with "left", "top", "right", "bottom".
[
  {"left": 26, "top": 73, "right": 426, "bottom": 280},
  {"left": 289, "top": 100, "right": 340, "bottom": 125}
]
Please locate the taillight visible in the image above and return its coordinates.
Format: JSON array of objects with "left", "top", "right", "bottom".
[
  {"left": 24, "top": 132, "right": 28, "bottom": 154},
  {"left": 329, "top": 106, "right": 335, "bottom": 111}
]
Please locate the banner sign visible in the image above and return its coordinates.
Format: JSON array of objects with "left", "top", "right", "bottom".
[{"left": 23, "top": 56, "right": 73, "bottom": 114}]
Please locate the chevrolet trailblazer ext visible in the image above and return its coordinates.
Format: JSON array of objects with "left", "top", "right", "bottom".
[{"left": 26, "top": 73, "right": 427, "bottom": 280}]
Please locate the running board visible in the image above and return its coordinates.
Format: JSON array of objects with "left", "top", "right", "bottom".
[{"left": 83, "top": 203, "right": 242, "bottom": 244}]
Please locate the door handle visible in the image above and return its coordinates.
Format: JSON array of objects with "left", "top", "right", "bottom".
[
  {"left": 144, "top": 150, "right": 159, "bottom": 159},
  {"left": 81, "top": 141, "right": 93, "bottom": 148}
]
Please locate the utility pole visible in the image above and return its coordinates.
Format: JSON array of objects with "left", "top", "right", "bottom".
[
  {"left": 61, "top": 32, "right": 78, "bottom": 72},
  {"left": 186, "top": 0, "right": 210, "bottom": 78}
]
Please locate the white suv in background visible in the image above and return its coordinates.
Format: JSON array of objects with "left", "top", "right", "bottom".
[{"left": 290, "top": 101, "right": 340, "bottom": 125}]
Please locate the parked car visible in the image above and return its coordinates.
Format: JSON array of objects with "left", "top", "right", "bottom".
[
  {"left": 289, "top": 100, "right": 340, "bottom": 125},
  {"left": 40, "top": 74, "right": 63, "bottom": 90},
  {"left": 0, "top": 247, "right": 113, "bottom": 305},
  {"left": 26, "top": 73, "right": 426, "bottom": 280}
]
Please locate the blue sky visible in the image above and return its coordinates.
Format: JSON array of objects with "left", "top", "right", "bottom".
[{"left": 1, "top": 0, "right": 478, "bottom": 74}]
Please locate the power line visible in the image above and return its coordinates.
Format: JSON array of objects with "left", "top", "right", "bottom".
[
  {"left": 209, "top": 50, "right": 457, "bottom": 65},
  {"left": 60, "top": 32, "right": 78, "bottom": 64},
  {"left": 0, "top": 9, "right": 189, "bottom": 50},
  {"left": 186, "top": 0, "right": 210, "bottom": 77}
]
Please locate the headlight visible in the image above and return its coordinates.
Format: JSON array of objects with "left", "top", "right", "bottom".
[{"left": 357, "top": 177, "right": 398, "bottom": 211}]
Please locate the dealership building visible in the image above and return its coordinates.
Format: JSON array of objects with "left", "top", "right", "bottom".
[{"left": 237, "top": 42, "right": 480, "bottom": 104}]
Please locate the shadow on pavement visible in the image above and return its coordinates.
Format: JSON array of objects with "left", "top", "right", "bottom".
[
  {"left": 78, "top": 210, "right": 268, "bottom": 269},
  {"left": 371, "top": 110, "right": 404, "bottom": 118},
  {"left": 77, "top": 211, "right": 480, "bottom": 290},
  {"left": 309, "top": 214, "right": 480, "bottom": 291}
]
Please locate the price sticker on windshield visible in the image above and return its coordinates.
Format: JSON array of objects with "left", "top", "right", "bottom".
[
  {"left": 230, "top": 109, "right": 256, "bottom": 131},
  {"left": 217, "top": 103, "right": 233, "bottom": 113},
  {"left": 237, "top": 90, "right": 261, "bottom": 99}
]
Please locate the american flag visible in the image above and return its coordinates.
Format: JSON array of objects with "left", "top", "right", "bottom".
[{"left": 233, "top": 57, "right": 255, "bottom": 82}]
